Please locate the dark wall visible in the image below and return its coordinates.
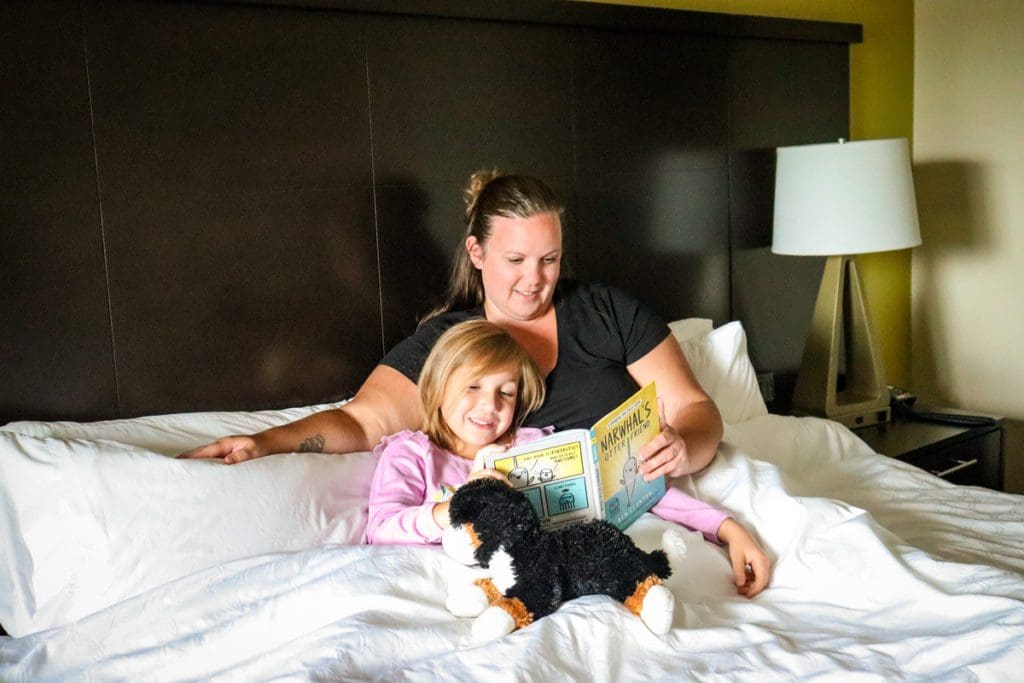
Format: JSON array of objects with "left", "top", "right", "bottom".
[
  {"left": 728, "top": 38, "right": 851, "bottom": 409},
  {"left": 0, "top": 0, "right": 857, "bottom": 422}
]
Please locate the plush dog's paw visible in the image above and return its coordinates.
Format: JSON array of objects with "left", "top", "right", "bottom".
[
  {"left": 471, "top": 605, "right": 516, "bottom": 643},
  {"left": 662, "top": 527, "right": 689, "bottom": 559},
  {"left": 442, "top": 525, "right": 479, "bottom": 566},
  {"left": 446, "top": 580, "right": 489, "bottom": 617},
  {"left": 640, "top": 583, "right": 675, "bottom": 635}
]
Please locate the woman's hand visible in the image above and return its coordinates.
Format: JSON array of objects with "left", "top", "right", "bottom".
[
  {"left": 639, "top": 398, "right": 693, "bottom": 480},
  {"left": 716, "top": 518, "right": 771, "bottom": 598},
  {"left": 177, "top": 434, "right": 266, "bottom": 465},
  {"left": 178, "top": 365, "right": 422, "bottom": 465},
  {"left": 628, "top": 335, "right": 724, "bottom": 475}
]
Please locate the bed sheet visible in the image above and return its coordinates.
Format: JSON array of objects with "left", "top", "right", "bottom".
[{"left": 2, "top": 414, "right": 1023, "bottom": 682}]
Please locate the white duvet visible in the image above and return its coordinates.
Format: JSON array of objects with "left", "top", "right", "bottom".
[{"left": 2, "top": 413, "right": 1023, "bottom": 682}]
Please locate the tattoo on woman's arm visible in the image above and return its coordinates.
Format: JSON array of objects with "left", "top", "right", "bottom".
[{"left": 298, "top": 434, "right": 325, "bottom": 453}]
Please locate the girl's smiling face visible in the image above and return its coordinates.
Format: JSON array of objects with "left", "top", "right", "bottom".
[{"left": 441, "top": 364, "right": 520, "bottom": 458}]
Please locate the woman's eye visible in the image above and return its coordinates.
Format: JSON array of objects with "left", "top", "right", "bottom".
[
  {"left": 507, "top": 258, "right": 523, "bottom": 265},
  {"left": 500, "top": 391, "right": 516, "bottom": 399},
  {"left": 544, "top": 256, "right": 559, "bottom": 264}
]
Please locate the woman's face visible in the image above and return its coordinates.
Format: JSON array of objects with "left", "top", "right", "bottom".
[
  {"left": 467, "top": 211, "right": 562, "bottom": 323},
  {"left": 441, "top": 364, "right": 520, "bottom": 458}
]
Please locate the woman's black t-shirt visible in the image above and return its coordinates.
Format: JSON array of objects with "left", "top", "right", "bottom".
[{"left": 379, "top": 280, "right": 669, "bottom": 430}]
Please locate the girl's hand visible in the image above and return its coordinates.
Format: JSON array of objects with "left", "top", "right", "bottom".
[
  {"left": 469, "top": 444, "right": 511, "bottom": 484},
  {"left": 432, "top": 500, "right": 452, "bottom": 529},
  {"left": 639, "top": 398, "right": 692, "bottom": 480},
  {"left": 716, "top": 518, "right": 771, "bottom": 598},
  {"left": 467, "top": 468, "right": 508, "bottom": 484},
  {"left": 437, "top": 443, "right": 513, "bottom": 529}
]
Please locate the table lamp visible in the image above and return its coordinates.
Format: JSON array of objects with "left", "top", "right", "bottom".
[{"left": 772, "top": 138, "right": 921, "bottom": 428}]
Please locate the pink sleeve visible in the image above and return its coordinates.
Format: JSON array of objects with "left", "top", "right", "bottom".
[
  {"left": 513, "top": 426, "right": 555, "bottom": 445},
  {"left": 650, "top": 486, "right": 731, "bottom": 545},
  {"left": 365, "top": 436, "right": 444, "bottom": 546}
]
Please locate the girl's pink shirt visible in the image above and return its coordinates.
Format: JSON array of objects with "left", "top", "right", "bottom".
[
  {"left": 364, "top": 427, "right": 550, "bottom": 546},
  {"left": 364, "top": 428, "right": 731, "bottom": 546}
]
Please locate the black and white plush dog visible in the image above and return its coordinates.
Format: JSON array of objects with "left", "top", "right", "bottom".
[{"left": 442, "top": 478, "right": 675, "bottom": 642}]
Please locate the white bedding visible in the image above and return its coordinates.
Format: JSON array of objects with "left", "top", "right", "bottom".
[{"left": 2, "top": 412, "right": 1023, "bottom": 681}]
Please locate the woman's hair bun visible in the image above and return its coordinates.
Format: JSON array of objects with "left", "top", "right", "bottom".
[{"left": 464, "top": 168, "right": 503, "bottom": 215}]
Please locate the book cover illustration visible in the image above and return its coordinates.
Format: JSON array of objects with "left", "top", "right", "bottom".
[
  {"left": 485, "top": 382, "right": 664, "bottom": 531},
  {"left": 589, "top": 381, "right": 664, "bottom": 530}
]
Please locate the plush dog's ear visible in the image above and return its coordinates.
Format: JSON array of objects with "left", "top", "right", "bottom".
[
  {"left": 448, "top": 478, "right": 503, "bottom": 528},
  {"left": 448, "top": 479, "right": 544, "bottom": 566}
]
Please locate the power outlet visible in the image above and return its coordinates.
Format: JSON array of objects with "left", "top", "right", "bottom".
[{"left": 756, "top": 371, "right": 775, "bottom": 403}]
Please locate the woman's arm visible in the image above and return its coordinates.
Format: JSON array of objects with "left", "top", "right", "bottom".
[
  {"left": 627, "top": 335, "right": 723, "bottom": 477},
  {"left": 177, "top": 365, "right": 422, "bottom": 464}
]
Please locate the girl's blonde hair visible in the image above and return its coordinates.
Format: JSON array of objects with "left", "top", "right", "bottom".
[
  {"left": 420, "top": 170, "right": 564, "bottom": 324},
  {"left": 419, "top": 319, "right": 546, "bottom": 451}
]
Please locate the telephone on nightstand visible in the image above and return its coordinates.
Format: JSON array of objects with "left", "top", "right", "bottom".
[
  {"left": 888, "top": 385, "right": 996, "bottom": 427},
  {"left": 888, "top": 385, "right": 918, "bottom": 410}
]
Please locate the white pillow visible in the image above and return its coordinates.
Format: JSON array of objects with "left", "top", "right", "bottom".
[
  {"left": 667, "top": 317, "right": 714, "bottom": 343},
  {"left": 0, "top": 400, "right": 349, "bottom": 454},
  {"left": 670, "top": 320, "right": 768, "bottom": 425},
  {"left": 0, "top": 421, "right": 376, "bottom": 637}
]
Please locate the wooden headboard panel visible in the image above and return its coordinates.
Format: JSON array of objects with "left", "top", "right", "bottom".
[{"left": 0, "top": 0, "right": 860, "bottom": 423}]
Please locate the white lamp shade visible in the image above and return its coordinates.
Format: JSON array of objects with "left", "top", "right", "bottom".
[{"left": 772, "top": 138, "right": 922, "bottom": 255}]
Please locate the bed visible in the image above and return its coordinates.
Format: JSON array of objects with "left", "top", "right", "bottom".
[
  {"left": 3, "top": 1, "right": 1023, "bottom": 680},
  {"left": 2, "top": 319, "right": 1023, "bottom": 681}
]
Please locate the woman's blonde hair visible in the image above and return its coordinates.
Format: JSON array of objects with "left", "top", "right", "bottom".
[
  {"left": 419, "top": 319, "right": 546, "bottom": 452},
  {"left": 421, "top": 170, "right": 564, "bottom": 323}
]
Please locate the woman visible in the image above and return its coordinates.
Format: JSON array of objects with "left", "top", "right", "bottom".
[{"left": 180, "top": 171, "right": 723, "bottom": 480}]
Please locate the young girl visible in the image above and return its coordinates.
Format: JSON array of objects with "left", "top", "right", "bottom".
[{"left": 365, "top": 320, "right": 771, "bottom": 597}]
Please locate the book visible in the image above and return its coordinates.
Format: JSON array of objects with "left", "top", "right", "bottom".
[{"left": 484, "top": 381, "right": 664, "bottom": 531}]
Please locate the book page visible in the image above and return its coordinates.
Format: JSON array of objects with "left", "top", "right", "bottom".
[{"left": 486, "top": 429, "right": 600, "bottom": 529}]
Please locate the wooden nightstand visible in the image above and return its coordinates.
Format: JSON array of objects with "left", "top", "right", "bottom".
[{"left": 853, "top": 408, "right": 1005, "bottom": 491}]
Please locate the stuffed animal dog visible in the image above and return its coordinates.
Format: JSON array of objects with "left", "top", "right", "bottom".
[{"left": 442, "top": 478, "right": 675, "bottom": 641}]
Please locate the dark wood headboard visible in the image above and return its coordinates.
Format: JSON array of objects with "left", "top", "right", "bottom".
[{"left": 0, "top": 0, "right": 860, "bottom": 423}]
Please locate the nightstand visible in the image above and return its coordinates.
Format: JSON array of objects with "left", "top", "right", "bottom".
[{"left": 853, "top": 409, "right": 1005, "bottom": 491}]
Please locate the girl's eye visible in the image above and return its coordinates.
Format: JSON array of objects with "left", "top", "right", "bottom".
[
  {"left": 507, "top": 257, "right": 523, "bottom": 265},
  {"left": 500, "top": 391, "right": 516, "bottom": 399},
  {"left": 543, "top": 256, "right": 559, "bottom": 264}
]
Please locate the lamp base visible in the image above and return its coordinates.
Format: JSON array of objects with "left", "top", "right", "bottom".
[
  {"left": 791, "top": 255, "right": 891, "bottom": 429},
  {"left": 792, "top": 403, "right": 891, "bottom": 430}
]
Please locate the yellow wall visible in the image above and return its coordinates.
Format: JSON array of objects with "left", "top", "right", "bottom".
[
  {"left": 581, "top": 0, "right": 916, "bottom": 385},
  {"left": 913, "top": 0, "right": 1023, "bottom": 492}
]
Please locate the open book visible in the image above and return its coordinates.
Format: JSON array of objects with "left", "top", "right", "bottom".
[{"left": 484, "top": 381, "right": 664, "bottom": 531}]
